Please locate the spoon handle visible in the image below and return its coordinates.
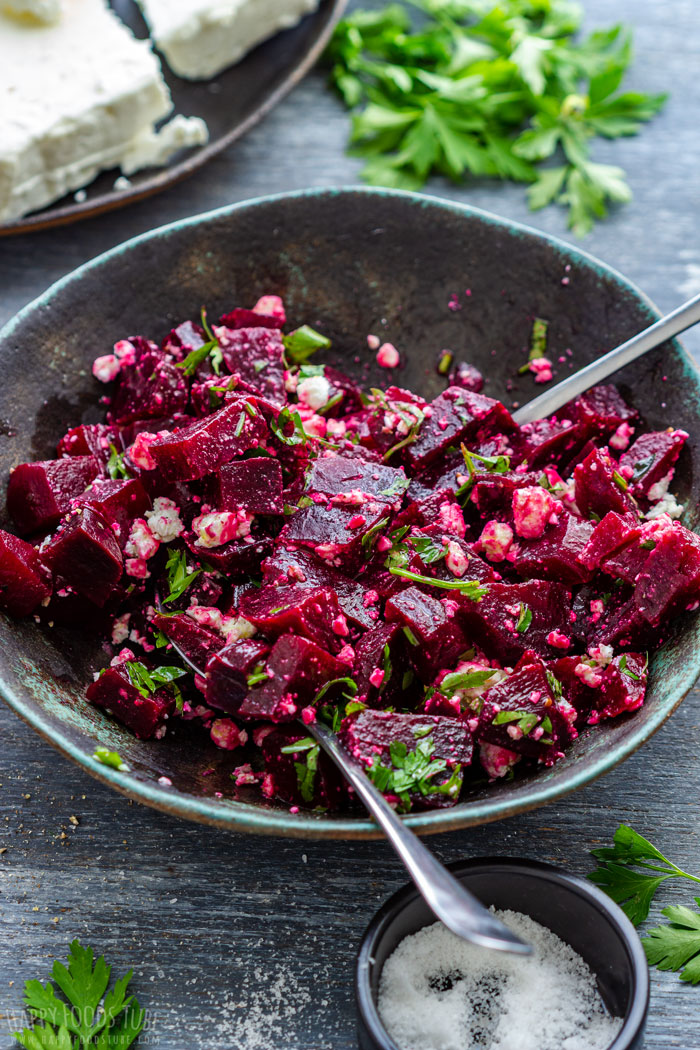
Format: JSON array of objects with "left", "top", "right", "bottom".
[
  {"left": 309, "top": 721, "right": 530, "bottom": 954},
  {"left": 513, "top": 292, "right": 700, "bottom": 426}
]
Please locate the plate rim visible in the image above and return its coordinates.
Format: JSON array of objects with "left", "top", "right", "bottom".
[
  {"left": 0, "top": 0, "right": 348, "bottom": 237},
  {"left": 1, "top": 184, "right": 699, "bottom": 839}
]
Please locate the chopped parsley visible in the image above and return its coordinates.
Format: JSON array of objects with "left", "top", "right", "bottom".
[
  {"left": 106, "top": 444, "right": 131, "bottom": 481},
  {"left": 93, "top": 747, "right": 129, "bottom": 772},
  {"left": 366, "top": 735, "right": 462, "bottom": 811},
  {"left": 389, "top": 567, "right": 488, "bottom": 600},
  {"left": 283, "top": 325, "right": 332, "bottom": 364},
  {"left": 409, "top": 534, "right": 447, "bottom": 564},
  {"left": 163, "top": 549, "right": 202, "bottom": 604},
  {"left": 269, "top": 406, "right": 307, "bottom": 446},
  {"left": 439, "top": 669, "right": 497, "bottom": 695},
  {"left": 515, "top": 603, "right": 533, "bottom": 633},
  {"left": 125, "top": 661, "right": 188, "bottom": 711}
]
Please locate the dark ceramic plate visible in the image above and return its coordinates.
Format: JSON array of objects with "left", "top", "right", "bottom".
[
  {"left": 0, "top": 0, "right": 346, "bottom": 236},
  {"left": 1, "top": 188, "right": 699, "bottom": 839}
]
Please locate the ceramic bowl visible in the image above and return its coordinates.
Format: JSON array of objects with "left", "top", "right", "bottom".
[{"left": 1, "top": 187, "right": 699, "bottom": 837}]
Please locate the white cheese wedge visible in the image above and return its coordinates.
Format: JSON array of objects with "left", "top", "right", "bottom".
[
  {"left": 0, "top": 0, "right": 188, "bottom": 222},
  {"left": 121, "top": 114, "right": 209, "bottom": 176},
  {"left": 136, "top": 0, "right": 321, "bottom": 81},
  {"left": 1, "top": 0, "right": 61, "bottom": 24}
]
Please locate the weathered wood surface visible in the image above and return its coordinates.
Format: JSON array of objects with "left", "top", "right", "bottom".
[{"left": 1, "top": 0, "right": 700, "bottom": 1046}]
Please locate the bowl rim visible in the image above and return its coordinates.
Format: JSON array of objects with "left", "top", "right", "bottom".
[
  {"left": 1, "top": 184, "right": 699, "bottom": 839},
  {"left": 355, "top": 856, "right": 650, "bottom": 1050}
]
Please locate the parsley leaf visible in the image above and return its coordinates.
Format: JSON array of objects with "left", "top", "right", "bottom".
[
  {"left": 327, "top": 1, "right": 667, "bottom": 234},
  {"left": 389, "top": 566, "right": 488, "bottom": 599},
  {"left": 366, "top": 734, "right": 463, "bottom": 812},
  {"left": 106, "top": 445, "right": 131, "bottom": 481},
  {"left": 269, "top": 406, "right": 308, "bottom": 447},
  {"left": 643, "top": 902, "right": 700, "bottom": 984},
  {"left": 589, "top": 825, "right": 700, "bottom": 928},
  {"left": 93, "top": 747, "right": 129, "bottom": 772},
  {"left": 14, "top": 940, "right": 145, "bottom": 1050},
  {"left": 282, "top": 325, "right": 332, "bottom": 364},
  {"left": 408, "top": 534, "right": 447, "bottom": 564},
  {"left": 163, "top": 549, "right": 202, "bottom": 604}
]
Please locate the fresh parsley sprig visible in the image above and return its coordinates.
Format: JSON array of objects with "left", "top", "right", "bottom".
[
  {"left": 389, "top": 566, "right": 488, "bottom": 599},
  {"left": 163, "top": 549, "right": 202, "bottom": 604},
  {"left": 14, "top": 940, "right": 145, "bottom": 1050},
  {"left": 589, "top": 824, "right": 700, "bottom": 982},
  {"left": 327, "top": 1, "right": 667, "bottom": 234}
]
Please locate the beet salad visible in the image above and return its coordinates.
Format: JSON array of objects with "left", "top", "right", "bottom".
[{"left": 1, "top": 294, "right": 698, "bottom": 813}]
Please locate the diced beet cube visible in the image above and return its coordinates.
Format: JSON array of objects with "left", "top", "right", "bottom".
[
  {"left": 360, "top": 386, "right": 428, "bottom": 457},
  {"left": 210, "top": 457, "right": 283, "bottom": 515},
  {"left": 588, "top": 653, "right": 647, "bottom": 722},
  {"left": 619, "top": 429, "right": 688, "bottom": 499},
  {"left": 513, "top": 512, "right": 594, "bottom": 585},
  {"left": 457, "top": 580, "right": 572, "bottom": 664},
  {"left": 476, "top": 657, "right": 574, "bottom": 763},
  {"left": 547, "top": 656, "right": 596, "bottom": 722},
  {"left": 259, "top": 725, "right": 345, "bottom": 810},
  {"left": 574, "top": 448, "right": 637, "bottom": 521},
  {"left": 470, "top": 470, "right": 544, "bottom": 519},
  {"left": 239, "top": 584, "right": 345, "bottom": 653},
  {"left": 323, "top": 366, "right": 365, "bottom": 416},
  {"left": 578, "top": 511, "right": 641, "bottom": 572},
  {"left": 407, "top": 388, "right": 514, "bottom": 470},
  {"left": 280, "top": 503, "right": 390, "bottom": 573},
  {"left": 408, "top": 528, "right": 499, "bottom": 586},
  {"left": 7, "top": 456, "right": 99, "bottom": 535},
  {"left": 393, "top": 488, "right": 467, "bottom": 537},
  {"left": 353, "top": 622, "right": 413, "bottom": 707},
  {"left": 587, "top": 596, "right": 657, "bottom": 652},
  {"left": 339, "top": 709, "right": 472, "bottom": 810},
  {"left": 161, "top": 320, "right": 205, "bottom": 359},
  {"left": 261, "top": 546, "right": 375, "bottom": 630},
  {"left": 305, "top": 455, "right": 408, "bottom": 505},
  {"left": 205, "top": 639, "right": 270, "bottom": 714},
  {"left": 237, "top": 635, "right": 346, "bottom": 721},
  {"left": 109, "top": 345, "right": 189, "bottom": 425},
  {"left": 57, "top": 423, "right": 120, "bottom": 471},
  {"left": 0, "top": 529, "right": 51, "bottom": 617},
  {"left": 449, "top": 362, "right": 484, "bottom": 393},
  {"left": 41, "top": 507, "right": 122, "bottom": 607},
  {"left": 86, "top": 665, "right": 175, "bottom": 739},
  {"left": 218, "top": 326, "right": 286, "bottom": 405},
  {"left": 80, "top": 478, "right": 152, "bottom": 544},
  {"left": 512, "top": 417, "right": 586, "bottom": 469},
  {"left": 149, "top": 398, "right": 268, "bottom": 482},
  {"left": 219, "top": 307, "right": 283, "bottom": 330},
  {"left": 556, "top": 384, "right": 636, "bottom": 439},
  {"left": 634, "top": 524, "right": 700, "bottom": 625},
  {"left": 185, "top": 534, "right": 273, "bottom": 578},
  {"left": 152, "top": 612, "right": 223, "bottom": 671},
  {"left": 385, "top": 587, "right": 468, "bottom": 681}
]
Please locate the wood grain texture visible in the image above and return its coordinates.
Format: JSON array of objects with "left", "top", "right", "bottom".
[{"left": 1, "top": 0, "right": 700, "bottom": 1046}]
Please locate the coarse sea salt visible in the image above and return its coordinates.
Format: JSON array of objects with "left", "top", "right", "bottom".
[{"left": 377, "top": 910, "right": 623, "bottom": 1050}]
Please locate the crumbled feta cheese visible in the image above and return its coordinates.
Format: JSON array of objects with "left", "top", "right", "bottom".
[
  {"left": 478, "top": 520, "right": 514, "bottom": 562},
  {"left": 377, "top": 342, "right": 400, "bottom": 368},
  {"left": 646, "top": 491, "right": 684, "bottom": 521},
  {"left": 575, "top": 662, "right": 603, "bottom": 688},
  {"left": 479, "top": 742, "right": 519, "bottom": 779},
  {"left": 297, "top": 406, "right": 327, "bottom": 438},
  {"left": 111, "top": 613, "right": 131, "bottom": 645},
  {"left": 192, "top": 509, "right": 253, "bottom": 548},
  {"left": 512, "top": 486, "right": 558, "bottom": 539},
  {"left": 437, "top": 501, "right": 466, "bottom": 538},
  {"left": 297, "top": 375, "right": 331, "bottom": 411},
  {"left": 127, "top": 430, "right": 166, "bottom": 470},
  {"left": 546, "top": 629, "right": 570, "bottom": 650},
  {"left": 609, "top": 421, "right": 634, "bottom": 451},
  {"left": 253, "top": 294, "right": 286, "bottom": 323},
  {"left": 125, "top": 518, "right": 159, "bottom": 560},
  {"left": 445, "top": 540, "right": 469, "bottom": 577},
  {"left": 210, "top": 718, "right": 248, "bottom": 750},
  {"left": 529, "top": 356, "right": 553, "bottom": 383},
  {"left": 145, "top": 496, "right": 184, "bottom": 543},
  {"left": 92, "top": 354, "right": 121, "bottom": 383}
]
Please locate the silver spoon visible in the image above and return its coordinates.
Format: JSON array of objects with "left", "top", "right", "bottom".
[
  {"left": 155, "top": 596, "right": 530, "bottom": 955},
  {"left": 513, "top": 291, "right": 700, "bottom": 426}
]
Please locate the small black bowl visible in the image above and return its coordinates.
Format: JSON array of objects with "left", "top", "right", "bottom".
[{"left": 356, "top": 857, "right": 649, "bottom": 1050}]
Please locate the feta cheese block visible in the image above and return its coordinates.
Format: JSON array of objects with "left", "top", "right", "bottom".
[
  {"left": 136, "top": 0, "right": 321, "bottom": 81},
  {"left": 1, "top": 0, "right": 61, "bottom": 23},
  {"left": 0, "top": 0, "right": 174, "bottom": 221}
]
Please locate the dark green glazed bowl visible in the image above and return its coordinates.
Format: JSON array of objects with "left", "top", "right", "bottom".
[{"left": 1, "top": 188, "right": 699, "bottom": 839}]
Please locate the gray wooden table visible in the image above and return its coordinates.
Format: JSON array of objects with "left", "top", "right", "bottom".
[{"left": 1, "top": 1, "right": 700, "bottom": 1046}]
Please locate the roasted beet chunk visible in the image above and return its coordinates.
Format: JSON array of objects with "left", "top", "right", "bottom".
[
  {"left": 239, "top": 584, "right": 345, "bottom": 653},
  {"left": 109, "top": 343, "right": 189, "bottom": 425},
  {"left": 408, "top": 388, "right": 514, "bottom": 470},
  {"left": 152, "top": 612, "right": 223, "bottom": 670},
  {"left": 407, "top": 529, "right": 499, "bottom": 586},
  {"left": 634, "top": 523, "right": 700, "bottom": 625},
  {"left": 588, "top": 653, "right": 648, "bottom": 722},
  {"left": 578, "top": 511, "right": 641, "bottom": 572},
  {"left": 57, "top": 423, "right": 120, "bottom": 471},
  {"left": 262, "top": 546, "right": 375, "bottom": 630},
  {"left": 237, "top": 635, "right": 346, "bottom": 721},
  {"left": 205, "top": 639, "right": 270, "bottom": 714},
  {"left": 41, "top": 507, "right": 123, "bottom": 607},
  {"left": 210, "top": 457, "right": 284, "bottom": 515},
  {"left": 470, "top": 470, "right": 544, "bottom": 520},
  {"left": 80, "top": 478, "right": 152, "bottom": 544},
  {"left": 385, "top": 587, "right": 468, "bottom": 681},
  {"left": 353, "top": 622, "right": 414, "bottom": 707},
  {"left": 619, "top": 429, "right": 688, "bottom": 499},
  {"left": 8, "top": 456, "right": 99, "bottom": 535},
  {"left": 512, "top": 417, "right": 587, "bottom": 470},
  {"left": 574, "top": 448, "right": 637, "bottom": 521},
  {"left": 305, "top": 455, "right": 408, "bottom": 505},
  {"left": 513, "top": 512, "right": 594, "bottom": 585},
  {"left": 185, "top": 534, "right": 273, "bottom": 578},
  {"left": 149, "top": 398, "right": 268, "bottom": 482},
  {"left": 86, "top": 663, "right": 175, "bottom": 739},
  {"left": 218, "top": 326, "right": 286, "bottom": 405},
  {"left": 339, "top": 709, "right": 472, "bottom": 810},
  {"left": 280, "top": 503, "right": 390, "bottom": 573},
  {"left": 476, "top": 656, "right": 575, "bottom": 764},
  {"left": 0, "top": 529, "right": 51, "bottom": 617},
  {"left": 259, "top": 725, "right": 345, "bottom": 810},
  {"left": 457, "top": 580, "right": 572, "bottom": 664},
  {"left": 557, "top": 384, "right": 636, "bottom": 439}
]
